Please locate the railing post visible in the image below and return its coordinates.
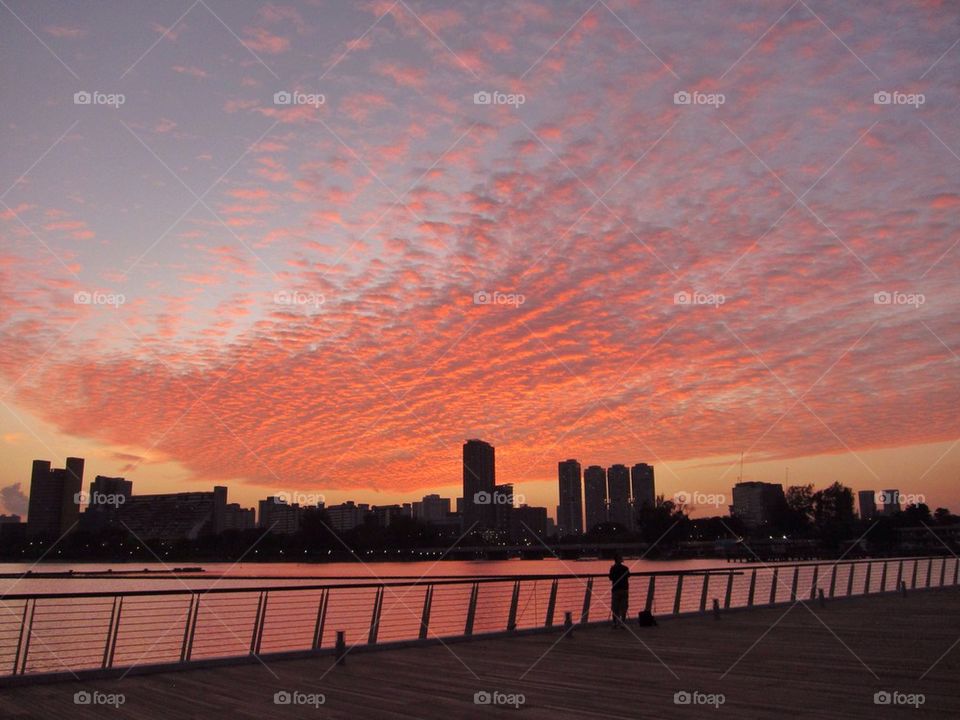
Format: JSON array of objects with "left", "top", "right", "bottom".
[
  {"left": 368, "top": 586, "right": 384, "bottom": 645},
  {"left": 13, "top": 598, "right": 35, "bottom": 675},
  {"left": 863, "top": 563, "right": 872, "bottom": 595},
  {"left": 251, "top": 590, "right": 268, "bottom": 655},
  {"left": 419, "top": 585, "right": 433, "bottom": 640},
  {"left": 545, "top": 579, "right": 558, "bottom": 627},
  {"left": 911, "top": 559, "right": 918, "bottom": 589},
  {"left": 724, "top": 572, "right": 734, "bottom": 609},
  {"left": 464, "top": 582, "right": 479, "bottom": 636},
  {"left": 747, "top": 569, "right": 756, "bottom": 607},
  {"left": 102, "top": 596, "right": 123, "bottom": 669},
  {"left": 925, "top": 558, "right": 933, "bottom": 588},
  {"left": 829, "top": 564, "right": 838, "bottom": 598},
  {"left": 507, "top": 580, "right": 521, "bottom": 632},
  {"left": 581, "top": 578, "right": 593, "bottom": 623},
  {"left": 180, "top": 594, "right": 199, "bottom": 663},
  {"left": 939, "top": 558, "right": 947, "bottom": 587},
  {"left": 644, "top": 575, "right": 656, "bottom": 613},
  {"left": 880, "top": 561, "right": 888, "bottom": 592},
  {"left": 769, "top": 568, "right": 779, "bottom": 606},
  {"left": 700, "top": 574, "right": 710, "bottom": 612},
  {"left": 790, "top": 566, "right": 799, "bottom": 601},
  {"left": 954, "top": 558, "right": 959, "bottom": 585},
  {"left": 809, "top": 565, "right": 819, "bottom": 601},
  {"left": 672, "top": 574, "right": 684, "bottom": 615},
  {"left": 895, "top": 560, "right": 904, "bottom": 592},
  {"left": 846, "top": 564, "right": 855, "bottom": 597},
  {"left": 312, "top": 589, "right": 328, "bottom": 649}
]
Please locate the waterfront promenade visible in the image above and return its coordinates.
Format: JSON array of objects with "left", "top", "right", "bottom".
[{"left": 1, "top": 585, "right": 957, "bottom": 719}]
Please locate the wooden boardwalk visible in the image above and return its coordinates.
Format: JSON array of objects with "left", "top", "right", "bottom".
[{"left": 2, "top": 586, "right": 958, "bottom": 719}]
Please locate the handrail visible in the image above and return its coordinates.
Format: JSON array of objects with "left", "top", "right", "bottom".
[{"left": 0, "top": 555, "right": 955, "bottom": 684}]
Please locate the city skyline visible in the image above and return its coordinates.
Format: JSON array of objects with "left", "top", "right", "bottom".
[{"left": 1, "top": 1, "right": 958, "bottom": 521}]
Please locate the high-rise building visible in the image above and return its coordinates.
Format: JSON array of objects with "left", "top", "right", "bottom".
[
  {"left": 557, "top": 459, "right": 583, "bottom": 535},
  {"left": 412, "top": 494, "right": 451, "bottom": 524},
  {"left": 731, "top": 482, "right": 786, "bottom": 527},
  {"left": 259, "top": 497, "right": 301, "bottom": 534},
  {"left": 493, "top": 484, "right": 515, "bottom": 533},
  {"left": 858, "top": 490, "right": 877, "bottom": 521},
  {"left": 462, "top": 439, "right": 496, "bottom": 531},
  {"left": 512, "top": 505, "right": 548, "bottom": 542},
  {"left": 223, "top": 503, "right": 255, "bottom": 531},
  {"left": 583, "top": 465, "right": 607, "bottom": 532},
  {"left": 325, "top": 501, "right": 369, "bottom": 532},
  {"left": 118, "top": 487, "right": 228, "bottom": 540},
  {"left": 880, "top": 489, "right": 900, "bottom": 516},
  {"left": 631, "top": 463, "right": 655, "bottom": 509},
  {"left": 607, "top": 464, "right": 631, "bottom": 527},
  {"left": 27, "top": 457, "right": 84, "bottom": 538}
]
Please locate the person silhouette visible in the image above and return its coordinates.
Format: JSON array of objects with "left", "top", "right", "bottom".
[{"left": 609, "top": 553, "right": 629, "bottom": 629}]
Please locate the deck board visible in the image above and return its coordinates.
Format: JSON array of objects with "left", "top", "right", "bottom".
[{"left": 1, "top": 586, "right": 958, "bottom": 718}]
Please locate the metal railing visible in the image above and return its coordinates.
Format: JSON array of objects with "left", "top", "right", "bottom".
[{"left": 0, "top": 555, "right": 955, "bottom": 683}]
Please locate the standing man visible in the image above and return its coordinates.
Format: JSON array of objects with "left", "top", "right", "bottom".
[{"left": 609, "top": 553, "right": 630, "bottom": 628}]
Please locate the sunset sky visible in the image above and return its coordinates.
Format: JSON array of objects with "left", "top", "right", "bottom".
[{"left": 1, "top": 0, "right": 958, "bottom": 520}]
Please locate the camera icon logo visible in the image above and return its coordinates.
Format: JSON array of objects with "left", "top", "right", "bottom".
[
  {"left": 74, "top": 290, "right": 92, "bottom": 305},
  {"left": 274, "top": 91, "right": 292, "bottom": 105},
  {"left": 673, "top": 91, "right": 691, "bottom": 105},
  {"left": 673, "top": 690, "right": 692, "bottom": 705},
  {"left": 873, "top": 91, "right": 891, "bottom": 105},
  {"left": 74, "top": 91, "right": 92, "bottom": 105},
  {"left": 673, "top": 291, "right": 691, "bottom": 305},
  {"left": 74, "top": 691, "right": 92, "bottom": 705},
  {"left": 273, "top": 690, "right": 292, "bottom": 705},
  {"left": 474, "top": 691, "right": 492, "bottom": 704},
  {"left": 873, "top": 691, "right": 892, "bottom": 705},
  {"left": 473, "top": 290, "right": 491, "bottom": 305},
  {"left": 873, "top": 291, "right": 892, "bottom": 305},
  {"left": 473, "top": 91, "right": 492, "bottom": 105},
  {"left": 473, "top": 491, "right": 491, "bottom": 505}
]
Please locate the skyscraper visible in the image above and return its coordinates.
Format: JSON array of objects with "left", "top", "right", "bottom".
[
  {"left": 858, "top": 490, "right": 877, "bottom": 521},
  {"left": 631, "top": 463, "right": 655, "bottom": 510},
  {"left": 731, "top": 482, "right": 786, "bottom": 527},
  {"left": 493, "top": 483, "right": 514, "bottom": 533},
  {"left": 557, "top": 459, "right": 583, "bottom": 535},
  {"left": 27, "top": 457, "right": 84, "bottom": 538},
  {"left": 607, "top": 464, "right": 631, "bottom": 527},
  {"left": 583, "top": 465, "right": 607, "bottom": 532},
  {"left": 462, "top": 439, "right": 496, "bottom": 531},
  {"left": 880, "top": 489, "right": 900, "bottom": 516}
]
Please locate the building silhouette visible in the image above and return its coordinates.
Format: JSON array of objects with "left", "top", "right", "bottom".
[
  {"left": 731, "top": 482, "right": 786, "bottom": 528},
  {"left": 880, "top": 489, "right": 900, "bottom": 516},
  {"left": 493, "top": 484, "right": 515, "bottom": 533},
  {"left": 631, "top": 463, "right": 655, "bottom": 510},
  {"left": 858, "top": 490, "right": 877, "bottom": 521},
  {"left": 607, "top": 464, "right": 631, "bottom": 527},
  {"left": 557, "top": 459, "right": 583, "bottom": 535},
  {"left": 512, "top": 505, "right": 547, "bottom": 541},
  {"left": 326, "top": 501, "right": 369, "bottom": 532},
  {"left": 118, "top": 486, "right": 228, "bottom": 540},
  {"left": 259, "top": 497, "right": 302, "bottom": 534},
  {"left": 583, "top": 465, "right": 607, "bottom": 532},
  {"left": 412, "top": 494, "right": 450, "bottom": 524},
  {"left": 462, "top": 439, "right": 496, "bottom": 531},
  {"left": 27, "top": 457, "right": 84, "bottom": 538}
]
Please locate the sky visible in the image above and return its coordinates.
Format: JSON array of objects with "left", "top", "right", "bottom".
[{"left": 0, "top": 0, "right": 958, "bottom": 520}]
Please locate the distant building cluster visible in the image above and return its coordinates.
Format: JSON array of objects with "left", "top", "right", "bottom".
[{"left": 554, "top": 459, "right": 657, "bottom": 535}]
